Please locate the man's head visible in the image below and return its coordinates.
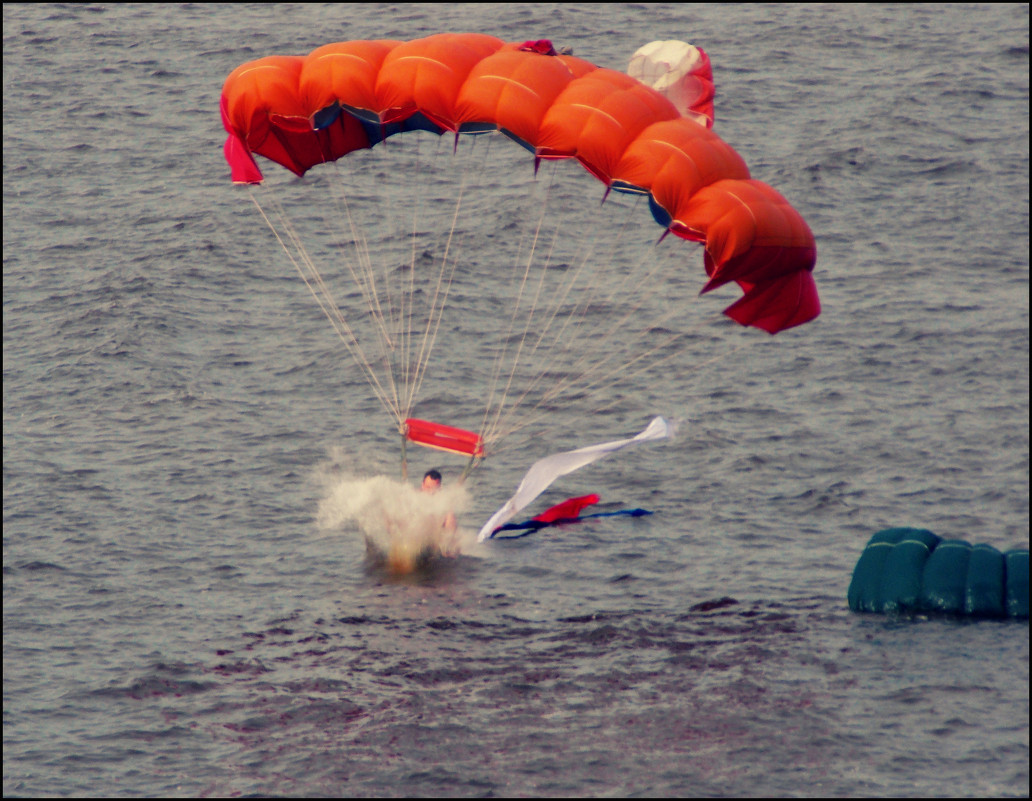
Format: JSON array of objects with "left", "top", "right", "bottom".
[{"left": 421, "top": 469, "right": 442, "bottom": 492}]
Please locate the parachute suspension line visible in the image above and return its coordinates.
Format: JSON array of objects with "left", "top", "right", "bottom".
[
  {"left": 517, "top": 191, "right": 704, "bottom": 420},
  {"left": 478, "top": 156, "right": 608, "bottom": 448},
  {"left": 479, "top": 162, "right": 646, "bottom": 447},
  {"left": 402, "top": 147, "right": 470, "bottom": 416},
  {"left": 329, "top": 132, "right": 440, "bottom": 431},
  {"left": 477, "top": 232, "right": 543, "bottom": 446},
  {"left": 260, "top": 187, "right": 401, "bottom": 425},
  {"left": 479, "top": 180, "right": 718, "bottom": 450},
  {"left": 488, "top": 221, "right": 584, "bottom": 443},
  {"left": 345, "top": 134, "right": 424, "bottom": 427},
  {"left": 521, "top": 299, "right": 690, "bottom": 434},
  {"left": 518, "top": 322, "right": 710, "bottom": 437},
  {"left": 477, "top": 159, "right": 603, "bottom": 446},
  {"left": 400, "top": 133, "right": 494, "bottom": 419},
  {"left": 400, "top": 427, "right": 408, "bottom": 480},
  {"left": 458, "top": 450, "right": 481, "bottom": 484},
  {"left": 493, "top": 322, "right": 749, "bottom": 457},
  {"left": 398, "top": 134, "right": 438, "bottom": 420},
  {"left": 534, "top": 331, "right": 750, "bottom": 440},
  {"left": 324, "top": 133, "right": 475, "bottom": 431},
  {"left": 478, "top": 159, "right": 564, "bottom": 447},
  {"left": 516, "top": 184, "right": 652, "bottom": 398},
  {"left": 587, "top": 334, "right": 752, "bottom": 419},
  {"left": 525, "top": 210, "right": 687, "bottom": 412},
  {"left": 325, "top": 162, "right": 406, "bottom": 419},
  {"left": 496, "top": 228, "right": 615, "bottom": 423},
  {"left": 364, "top": 131, "right": 489, "bottom": 423},
  {"left": 246, "top": 186, "right": 403, "bottom": 427}
]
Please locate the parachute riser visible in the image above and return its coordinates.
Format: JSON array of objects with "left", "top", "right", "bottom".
[{"left": 459, "top": 453, "right": 482, "bottom": 484}]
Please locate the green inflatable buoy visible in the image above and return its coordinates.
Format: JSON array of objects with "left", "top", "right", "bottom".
[{"left": 848, "top": 528, "right": 1029, "bottom": 619}]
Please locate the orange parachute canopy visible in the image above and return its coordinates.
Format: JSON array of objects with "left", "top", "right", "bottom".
[{"left": 221, "top": 33, "right": 819, "bottom": 334}]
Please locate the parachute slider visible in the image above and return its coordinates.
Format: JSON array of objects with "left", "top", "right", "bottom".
[{"left": 403, "top": 418, "right": 485, "bottom": 458}]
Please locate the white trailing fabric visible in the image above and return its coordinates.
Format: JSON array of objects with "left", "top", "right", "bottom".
[{"left": 477, "top": 416, "right": 676, "bottom": 541}]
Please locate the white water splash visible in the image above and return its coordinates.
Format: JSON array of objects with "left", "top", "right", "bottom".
[{"left": 317, "top": 471, "right": 475, "bottom": 572}]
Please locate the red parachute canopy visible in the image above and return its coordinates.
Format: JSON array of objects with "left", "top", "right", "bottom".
[{"left": 221, "top": 33, "right": 819, "bottom": 334}]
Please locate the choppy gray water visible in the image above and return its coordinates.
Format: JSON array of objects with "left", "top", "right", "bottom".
[{"left": 3, "top": 3, "right": 1028, "bottom": 797}]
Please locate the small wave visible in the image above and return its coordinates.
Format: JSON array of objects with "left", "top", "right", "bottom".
[
  {"left": 91, "top": 674, "right": 216, "bottom": 700},
  {"left": 15, "top": 561, "right": 67, "bottom": 572},
  {"left": 688, "top": 596, "right": 740, "bottom": 613}
]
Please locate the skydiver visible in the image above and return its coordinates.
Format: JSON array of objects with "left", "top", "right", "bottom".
[
  {"left": 421, "top": 469, "right": 443, "bottom": 493},
  {"left": 421, "top": 469, "right": 459, "bottom": 554}
]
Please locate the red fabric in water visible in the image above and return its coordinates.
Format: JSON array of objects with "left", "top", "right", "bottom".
[{"left": 532, "top": 493, "right": 601, "bottom": 523}]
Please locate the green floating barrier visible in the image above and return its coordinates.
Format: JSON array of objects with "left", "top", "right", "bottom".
[
  {"left": 848, "top": 529, "right": 1029, "bottom": 619},
  {"left": 920, "top": 539, "right": 972, "bottom": 613},
  {"left": 1005, "top": 549, "right": 1030, "bottom": 619},
  {"left": 966, "top": 544, "right": 1005, "bottom": 618}
]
